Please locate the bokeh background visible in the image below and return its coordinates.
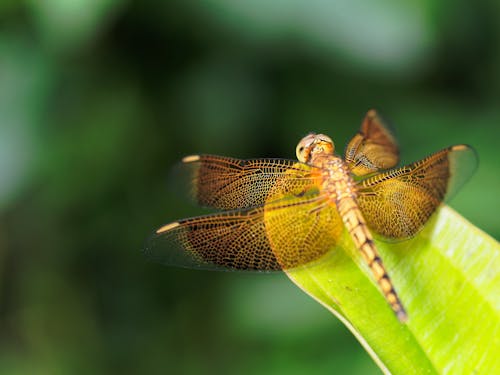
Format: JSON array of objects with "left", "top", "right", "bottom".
[{"left": 1, "top": 1, "right": 499, "bottom": 374}]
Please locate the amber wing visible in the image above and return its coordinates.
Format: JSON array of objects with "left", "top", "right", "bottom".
[
  {"left": 147, "top": 159, "right": 342, "bottom": 271},
  {"left": 146, "top": 192, "right": 342, "bottom": 271},
  {"left": 357, "top": 145, "right": 477, "bottom": 239},
  {"left": 180, "top": 155, "right": 317, "bottom": 209},
  {"left": 345, "top": 109, "right": 399, "bottom": 176},
  {"left": 146, "top": 207, "right": 281, "bottom": 271}
]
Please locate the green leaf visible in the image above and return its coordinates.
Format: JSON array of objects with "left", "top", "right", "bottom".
[{"left": 285, "top": 206, "right": 500, "bottom": 374}]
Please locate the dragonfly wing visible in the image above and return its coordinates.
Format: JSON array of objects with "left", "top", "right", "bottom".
[
  {"left": 180, "top": 155, "right": 316, "bottom": 209},
  {"left": 146, "top": 186, "right": 342, "bottom": 271},
  {"left": 345, "top": 109, "right": 399, "bottom": 176},
  {"left": 357, "top": 145, "right": 477, "bottom": 239},
  {"left": 146, "top": 207, "right": 281, "bottom": 271}
]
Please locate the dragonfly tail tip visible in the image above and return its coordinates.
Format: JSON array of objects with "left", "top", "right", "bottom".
[{"left": 396, "top": 308, "right": 408, "bottom": 323}]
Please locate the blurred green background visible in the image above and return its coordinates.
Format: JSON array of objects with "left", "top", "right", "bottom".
[{"left": 1, "top": 1, "right": 499, "bottom": 374}]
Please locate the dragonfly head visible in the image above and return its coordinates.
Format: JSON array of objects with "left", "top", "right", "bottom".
[{"left": 296, "top": 133, "right": 335, "bottom": 163}]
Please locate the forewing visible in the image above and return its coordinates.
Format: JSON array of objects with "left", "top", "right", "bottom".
[
  {"left": 345, "top": 109, "right": 399, "bottom": 176},
  {"left": 180, "top": 155, "right": 317, "bottom": 210},
  {"left": 357, "top": 145, "right": 477, "bottom": 239}
]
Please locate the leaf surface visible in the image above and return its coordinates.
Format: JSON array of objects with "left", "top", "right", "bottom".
[{"left": 286, "top": 206, "right": 500, "bottom": 374}]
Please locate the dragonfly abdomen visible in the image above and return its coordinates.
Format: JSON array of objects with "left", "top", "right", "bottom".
[{"left": 336, "top": 195, "right": 408, "bottom": 321}]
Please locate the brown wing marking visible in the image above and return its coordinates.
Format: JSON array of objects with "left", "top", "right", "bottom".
[
  {"left": 345, "top": 109, "right": 399, "bottom": 176},
  {"left": 357, "top": 144, "right": 477, "bottom": 239},
  {"left": 147, "top": 207, "right": 281, "bottom": 271},
  {"left": 181, "top": 155, "right": 316, "bottom": 210}
]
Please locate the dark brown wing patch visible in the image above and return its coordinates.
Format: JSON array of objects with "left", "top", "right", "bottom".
[
  {"left": 345, "top": 109, "right": 399, "bottom": 176},
  {"left": 147, "top": 207, "right": 281, "bottom": 271},
  {"left": 182, "top": 155, "right": 316, "bottom": 209}
]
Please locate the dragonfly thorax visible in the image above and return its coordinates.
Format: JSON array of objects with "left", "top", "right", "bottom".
[
  {"left": 296, "top": 133, "right": 335, "bottom": 163},
  {"left": 317, "top": 157, "right": 358, "bottom": 203}
]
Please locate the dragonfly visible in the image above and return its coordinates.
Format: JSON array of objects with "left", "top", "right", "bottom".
[{"left": 145, "top": 109, "right": 477, "bottom": 322}]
